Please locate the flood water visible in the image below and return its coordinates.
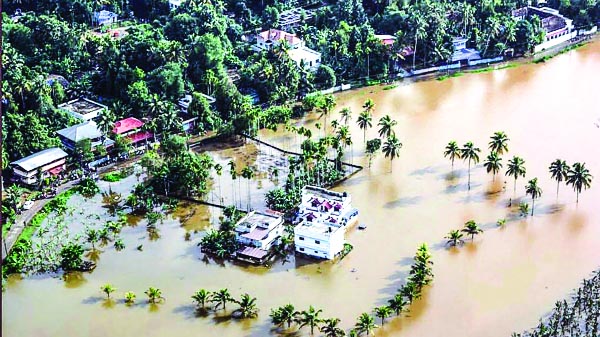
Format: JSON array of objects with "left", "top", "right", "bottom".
[{"left": 3, "top": 41, "right": 600, "bottom": 337}]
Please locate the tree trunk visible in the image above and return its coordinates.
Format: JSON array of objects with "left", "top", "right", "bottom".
[
  {"left": 556, "top": 181, "right": 560, "bottom": 199},
  {"left": 413, "top": 36, "right": 418, "bottom": 70},
  {"left": 468, "top": 159, "right": 471, "bottom": 190},
  {"left": 531, "top": 197, "right": 535, "bottom": 216}
]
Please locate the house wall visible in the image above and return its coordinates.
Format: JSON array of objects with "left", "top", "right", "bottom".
[
  {"left": 294, "top": 226, "right": 344, "bottom": 259},
  {"left": 13, "top": 159, "right": 66, "bottom": 185}
]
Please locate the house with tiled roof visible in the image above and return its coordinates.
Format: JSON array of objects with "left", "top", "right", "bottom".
[
  {"left": 11, "top": 148, "right": 68, "bottom": 185},
  {"left": 112, "top": 117, "right": 153, "bottom": 147}
]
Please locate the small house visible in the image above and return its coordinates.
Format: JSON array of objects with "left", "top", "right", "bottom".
[
  {"left": 112, "top": 117, "right": 153, "bottom": 149},
  {"left": 234, "top": 211, "right": 285, "bottom": 264},
  {"left": 56, "top": 121, "right": 114, "bottom": 151},
  {"left": 11, "top": 148, "right": 68, "bottom": 185},
  {"left": 58, "top": 98, "right": 108, "bottom": 123}
]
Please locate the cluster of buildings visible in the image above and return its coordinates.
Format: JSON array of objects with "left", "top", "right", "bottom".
[
  {"left": 231, "top": 186, "right": 359, "bottom": 264},
  {"left": 252, "top": 29, "right": 322, "bottom": 71},
  {"left": 9, "top": 91, "right": 214, "bottom": 186}
]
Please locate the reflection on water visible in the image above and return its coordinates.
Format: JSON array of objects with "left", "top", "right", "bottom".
[{"left": 3, "top": 41, "right": 600, "bottom": 337}]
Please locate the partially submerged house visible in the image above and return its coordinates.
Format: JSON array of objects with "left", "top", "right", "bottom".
[
  {"left": 451, "top": 37, "right": 481, "bottom": 64},
  {"left": 234, "top": 211, "right": 285, "bottom": 264},
  {"left": 294, "top": 186, "right": 359, "bottom": 260},
  {"left": 11, "top": 148, "right": 68, "bottom": 185},
  {"left": 58, "top": 98, "right": 108, "bottom": 123}
]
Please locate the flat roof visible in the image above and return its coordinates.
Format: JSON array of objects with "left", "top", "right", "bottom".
[
  {"left": 296, "top": 221, "right": 342, "bottom": 235},
  {"left": 11, "top": 148, "right": 68, "bottom": 172},
  {"left": 59, "top": 98, "right": 107, "bottom": 116},
  {"left": 237, "top": 247, "right": 269, "bottom": 259},
  {"left": 303, "top": 186, "right": 347, "bottom": 202}
]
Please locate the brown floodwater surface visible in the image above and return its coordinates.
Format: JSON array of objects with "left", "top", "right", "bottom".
[{"left": 3, "top": 41, "right": 600, "bottom": 337}]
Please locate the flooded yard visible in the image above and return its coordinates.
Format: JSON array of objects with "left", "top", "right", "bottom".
[{"left": 3, "top": 41, "right": 600, "bottom": 337}]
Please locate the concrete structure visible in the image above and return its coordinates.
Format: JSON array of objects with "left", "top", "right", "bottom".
[
  {"left": 169, "top": 0, "right": 182, "bottom": 10},
  {"left": 294, "top": 186, "right": 359, "bottom": 259},
  {"left": 253, "top": 29, "right": 321, "bottom": 71},
  {"left": 58, "top": 98, "right": 108, "bottom": 122},
  {"left": 177, "top": 93, "right": 216, "bottom": 114},
  {"left": 11, "top": 148, "right": 68, "bottom": 185},
  {"left": 451, "top": 37, "right": 481, "bottom": 63},
  {"left": 278, "top": 7, "right": 317, "bottom": 29},
  {"left": 512, "top": 6, "right": 576, "bottom": 52},
  {"left": 93, "top": 10, "right": 118, "bottom": 26},
  {"left": 57, "top": 122, "right": 114, "bottom": 151},
  {"left": 234, "top": 211, "right": 285, "bottom": 264}
]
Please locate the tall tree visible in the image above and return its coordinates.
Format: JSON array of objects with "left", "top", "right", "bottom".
[
  {"left": 566, "top": 162, "right": 593, "bottom": 203},
  {"left": 549, "top": 159, "right": 570, "bottom": 198},
  {"left": 382, "top": 135, "right": 402, "bottom": 172},
  {"left": 320, "top": 318, "right": 346, "bottom": 337},
  {"left": 443, "top": 141, "right": 461, "bottom": 169},
  {"left": 461, "top": 142, "right": 481, "bottom": 190},
  {"left": 488, "top": 131, "right": 510, "bottom": 155},
  {"left": 525, "top": 178, "right": 543, "bottom": 215},
  {"left": 387, "top": 294, "right": 407, "bottom": 316},
  {"left": 377, "top": 115, "right": 397, "bottom": 138},
  {"left": 506, "top": 156, "right": 527, "bottom": 193},
  {"left": 339, "top": 107, "right": 352, "bottom": 125},
  {"left": 354, "top": 313, "right": 377, "bottom": 336},
  {"left": 483, "top": 152, "right": 503, "bottom": 181},
  {"left": 374, "top": 306, "right": 392, "bottom": 325}
]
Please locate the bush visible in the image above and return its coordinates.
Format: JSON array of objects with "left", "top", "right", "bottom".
[{"left": 60, "top": 242, "right": 84, "bottom": 271}]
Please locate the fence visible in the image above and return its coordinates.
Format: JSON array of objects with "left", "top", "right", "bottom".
[{"left": 468, "top": 56, "right": 504, "bottom": 66}]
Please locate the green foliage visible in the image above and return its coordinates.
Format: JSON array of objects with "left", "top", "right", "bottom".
[
  {"left": 78, "top": 177, "right": 100, "bottom": 197},
  {"left": 59, "top": 242, "right": 84, "bottom": 271}
]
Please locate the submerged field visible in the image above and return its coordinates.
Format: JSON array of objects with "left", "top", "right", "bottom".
[{"left": 3, "top": 41, "right": 600, "bottom": 337}]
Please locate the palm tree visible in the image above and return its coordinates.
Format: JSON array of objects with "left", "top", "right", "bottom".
[
  {"left": 354, "top": 313, "right": 377, "bottom": 336},
  {"left": 488, "top": 131, "right": 509, "bottom": 155},
  {"left": 357, "top": 111, "right": 373, "bottom": 144},
  {"left": 483, "top": 152, "right": 503, "bottom": 181},
  {"left": 124, "top": 291, "right": 136, "bottom": 304},
  {"left": 382, "top": 135, "right": 402, "bottom": 172},
  {"left": 506, "top": 156, "right": 527, "bottom": 193},
  {"left": 241, "top": 166, "right": 254, "bottom": 211},
  {"left": 445, "top": 229, "right": 464, "bottom": 246},
  {"left": 211, "top": 288, "right": 233, "bottom": 310},
  {"left": 191, "top": 289, "right": 210, "bottom": 309},
  {"left": 296, "top": 306, "right": 323, "bottom": 335},
  {"left": 320, "top": 94, "right": 336, "bottom": 136},
  {"left": 320, "top": 318, "right": 346, "bottom": 337},
  {"left": 270, "top": 304, "right": 297, "bottom": 328},
  {"left": 101, "top": 283, "right": 116, "bottom": 298},
  {"left": 525, "top": 178, "right": 543, "bottom": 215},
  {"left": 377, "top": 115, "right": 397, "bottom": 138},
  {"left": 339, "top": 107, "right": 352, "bottom": 125},
  {"left": 399, "top": 282, "right": 419, "bottom": 304},
  {"left": 374, "top": 306, "right": 392, "bottom": 325},
  {"left": 387, "top": 294, "right": 407, "bottom": 316},
  {"left": 96, "top": 108, "right": 116, "bottom": 139},
  {"left": 234, "top": 293, "right": 258, "bottom": 318},
  {"left": 549, "top": 159, "right": 570, "bottom": 198},
  {"left": 362, "top": 99, "right": 375, "bottom": 115},
  {"left": 461, "top": 142, "right": 481, "bottom": 189},
  {"left": 443, "top": 141, "right": 461, "bottom": 169},
  {"left": 461, "top": 220, "right": 483, "bottom": 241},
  {"left": 566, "top": 162, "right": 593, "bottom": 203},
  {"left": 228, "top": 160, "right": 237, "bottom": 207},
  {"left": 145, "top": 287, "right": 164, "bottom": 303},
  {"left": 214, "top": 163, "right": 223, "bottom": 202}
]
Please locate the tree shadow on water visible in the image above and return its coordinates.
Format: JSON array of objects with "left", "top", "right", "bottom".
[
  {"left": 101, "top": 298, "right": 116, "bottom": 309},
  {"left": 82, "top": 296, "right": 104, "bottom": 305}
]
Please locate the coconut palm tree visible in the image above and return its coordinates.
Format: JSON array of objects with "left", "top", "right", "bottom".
[
  {"left": 549, "top": 159, "right": 570, "bottom": 198},
  {"left": 461, "top": 142, "right": 481, "bottom": 189},
  {"left": 339, "top": 107, "right": 352, "bottom": 125},
  {"left": 234, "top": 293, "right": 258, "bottom": 318},
  {"left": 362, "top": 98, "right": 375, "bottom": 115},
  {"left": 191, "top": 289, "right": 210, "bottom": 309},
  {"left": 210, "top": 288, "right": 233, "bottom": 310},
  {"left": 566, "top": 162, "right": 593, "bottom": 203},
  {"left": 228, "top": 160, "right": 237, "bottom": 207},
  {"left": 145, "top": 287, "right": 164, "bottom": 303},
  {"left": 445, "top": 229, "right": 464, "bottom": 246},
  {"left": 320, "top": 94, "right": 336, "bottom": 136},
  {"left": 461, "top": 220, "right": 483, "bottom": 241},
  {"left": 444, "top": 141, "right": 461, "bottom": 169},
  {"left": 525, "top": 178, "right": 543, "bottom": 215},
  {"left": 483, "top": 152, "right": 503, "bottom": 181},
  {"left": 214, "top": 163, "right": 223, "bottom": 202},
  {"left": 320, "top": 318, "right": 346, "bottom": 337},
  {"left": 489, "top": 131, "right": 510, "bottom": 155},
  {"left": 296, "top": 306, "right": 323, "bottom": 335},
  {"left": 357, "top": 111, "right": 373, "bottom": 144},
  {"left": 374, "top": 306, "right": 392, "bottom": 325},
  {"left": 377, "top": 115, "right": 397, "bottom": 138},
  {"left": 124, "top": 291, "right": 136, "bottom": 304},
  {"left": 354, "top": 313, "right": 377, "bottom": 336},
  {"left": 506, "top": 156, "right": 526, "bottom": 193},
  {"left": 387, "top": 293, "right": 407, "bottom": 316},
  {"left": 399, "top": 281, "right": 419, "bottom": 304},
  {"left": 270, "top": 304, "right": 297, "bottom": 328},
  {"left": 101, "top": 283, "right": 116, "bottom": 298},
  {"left": 241, "top": 166, "right": 254, "bottom": 211},
  {"left": 382, "top": 135, "right": 402, "bottom": 172}
]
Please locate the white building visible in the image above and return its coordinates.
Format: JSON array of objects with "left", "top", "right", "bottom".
[
  {"left": 294, "top": 186, "right": 359, "bottom": 260},
  {"left": 93, "top": 10, "right": 118, "bottom": 26},
  {"left": 512, "top": 6, "right": 576, "bottom": 52},
  {"left": 58, "top": 98, "right": 108, "bottom": 123},
  {"left": 11, "top": 148, "right": 68, "bottom": 185},
  {"left": 253, "top": 29, "right": 321, "bottom": 71},
  {"left": 169, "top": 0, "right": 182, "bottom": 10},
  {"left": 234, "top": 211, "right": 285, "bottom": 264},
  {"left": 451, "top": 37, "right": 481, "bottom": 63}
]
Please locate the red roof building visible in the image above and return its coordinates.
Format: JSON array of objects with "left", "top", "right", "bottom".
[{"left": 112, "top": 117, "right": 153, "bottom": 145}]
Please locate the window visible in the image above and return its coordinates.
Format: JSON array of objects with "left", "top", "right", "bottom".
[
  {"left": 315, "top": 240, "right": 320, "bottom": 244},
  {"left": 299, "top": 237, "right": 305, "bottom": 241},
  {"left": 300, "top": 247, "right": 305, "bottom": 251}
]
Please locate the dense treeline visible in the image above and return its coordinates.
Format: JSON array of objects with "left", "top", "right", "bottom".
[{"left": 2, "top": 0, "right": 600, "bottom": 167}]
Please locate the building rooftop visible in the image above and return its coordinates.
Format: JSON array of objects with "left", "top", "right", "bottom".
[
  {"left": 59, "top": 98, "right": 107, "bottom": 120},
  {"left": 57, "top": 122, "right": 103, "bottom": 142},
  {"left": 11, "top": 148, "right": 68, "bottom": 172},
  {"left": 241, "top": 228, "right": 270, "bottom": 241},
  {"left": 236, "top": 247, "right": 269, "bottom": 260},
  {"left": 258, "top": 29, "right": 303, "bottom": 46},
  {"left": 287, "top": 46, "right": 321, "bottom": 66},
  {"left": 113, "top": 117, "right": 144, "bottom": 135},
  {"left": 296, "top": 220, "right": 343, "bottom": 235},
  {"left": 235, "top": 211, "right": 283, "bottom": 233},
  {"left": 303, "top": 186, "right": 348, "bottom": 203}
]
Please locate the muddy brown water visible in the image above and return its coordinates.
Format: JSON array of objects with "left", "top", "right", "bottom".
[{"left": 3, "top": 41, "right": 600, "bottom": 337}]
